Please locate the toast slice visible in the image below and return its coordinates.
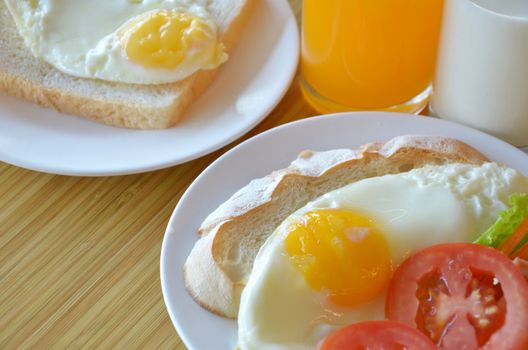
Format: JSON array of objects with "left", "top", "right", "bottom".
[
  {"left": 0, "top": 0, "right": 255, "bottom": 129},
  {"left": 184, "top": 135, "right": 489, "bottom": 318}
]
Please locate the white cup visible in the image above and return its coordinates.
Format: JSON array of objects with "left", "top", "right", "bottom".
[{"left": 431, "top": 0, "right": 528, "bottom": 147}]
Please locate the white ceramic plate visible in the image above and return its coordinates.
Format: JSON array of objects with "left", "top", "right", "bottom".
[
  {"left": 0, "top": 0, "right": 298, "bottom": 176},
  {"left": 160, "top": 111, "right": 528, "bottom": 350}
]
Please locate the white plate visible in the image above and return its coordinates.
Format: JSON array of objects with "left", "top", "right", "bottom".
[
  {"left": 160, "top": 111, "right": 528, "bottom": 350},
  {"left": 0, "top": 0, "right": 298, "bottom": 176}
]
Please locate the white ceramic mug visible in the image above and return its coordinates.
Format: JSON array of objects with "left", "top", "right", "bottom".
[{"left": 432, "top": 0, "right": 528, "bottom": 147}]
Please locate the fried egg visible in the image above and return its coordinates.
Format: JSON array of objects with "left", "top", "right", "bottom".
[
  {"left": 237, "top": 162, "right": 528, "bottom": 350},
  {"left": 5, "top": 0, "right": 226, "bottom": 84}
]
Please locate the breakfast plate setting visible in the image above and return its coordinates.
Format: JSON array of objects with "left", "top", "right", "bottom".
[
  {"left": 0, "top": 0, "right": 298, "bottom": 176},
  {"left": 161, "top": 112, "right": 528, "bottom": 350},
  {"left": 2, "top": 0, "right": 528, "bottom": 350}
]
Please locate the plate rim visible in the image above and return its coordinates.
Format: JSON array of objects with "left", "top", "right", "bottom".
[
  {"left": 0, "top": 0, "right": 299, "bottom": 176},
  {"left": 160, "top": 111, "right": 528, "bottom": 350}
]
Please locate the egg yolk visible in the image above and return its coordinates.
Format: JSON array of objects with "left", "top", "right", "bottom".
[
  {"left": 284, "top": 209, "right": 393, "bottom": 307},
  {"left": 121, "top": 10, "right": 221, "bottom": 69}
]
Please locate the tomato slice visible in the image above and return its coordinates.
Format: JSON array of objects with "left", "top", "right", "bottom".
[
  {"left": 386, "top": 243, "right": 528, "bottom": 350},
  {"left": 318, "top": 320, "right": 437, "bottom": 350},
  {"left": 513, "top": 257, "right": 528, "bottom": 280}
]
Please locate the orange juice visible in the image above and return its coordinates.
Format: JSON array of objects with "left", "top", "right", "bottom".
[{"left": 301, "top": 0, "right": 444, "bottom": 112}]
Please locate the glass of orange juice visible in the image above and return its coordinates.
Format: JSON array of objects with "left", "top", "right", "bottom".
[{"left": 300, "top": 0, "right": 445, "bottom": 114}]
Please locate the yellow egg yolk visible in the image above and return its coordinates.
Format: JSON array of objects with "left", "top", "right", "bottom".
[
  {"left": 120, "top": 10, "right": 223, "bottom": 69},
  {"left": 284, "top": 209, "right": 393, "bottom": 307}
]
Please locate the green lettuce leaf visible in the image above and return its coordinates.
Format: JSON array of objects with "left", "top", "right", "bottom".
[{"left": 474, "top": 193, "right": 528, "bottom": 249}]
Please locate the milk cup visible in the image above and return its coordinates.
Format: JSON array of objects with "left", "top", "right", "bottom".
[{"left": 432, "top": 0, "right": 528, "bottom": 146}]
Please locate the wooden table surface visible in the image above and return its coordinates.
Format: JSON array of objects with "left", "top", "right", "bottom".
[
  {"left": 2, "top": 2, "right": 527, "bottom": 350},
  {"left": 0, "top": 1, "right": 307, "bottom": 349}
]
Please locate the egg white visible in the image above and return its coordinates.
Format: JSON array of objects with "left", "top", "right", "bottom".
[
  {"left": 5, "top": 0, "right": 225, "bottom": 84},
  {"left": 237, "top": 162, "right": 528, "bottom": 350}
]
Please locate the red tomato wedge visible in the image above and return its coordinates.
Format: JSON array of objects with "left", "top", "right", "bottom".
[
  {"left": 513, "top": 257, "right": 528, "bottom": 280},
  {"left": 318, "top": 320, "right": 437, "bottom": 350},
  {"left": 386, "top": 243, "right": 528, "bottom": 350}
]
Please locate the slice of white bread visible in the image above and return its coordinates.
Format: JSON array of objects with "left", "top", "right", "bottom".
[
  {"left": 184, "top": 135, "right": 489, "bottom": 318},
  {"left": 0, "top": 0, "right": 255, "bottom": 129}
]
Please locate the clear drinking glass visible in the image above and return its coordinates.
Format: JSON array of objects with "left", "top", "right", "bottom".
[{"left": 300, "top": 0, "right": 445, "bottom": 114}]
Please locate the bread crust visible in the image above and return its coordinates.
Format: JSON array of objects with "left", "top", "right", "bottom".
[
  {"left": 184, "top": 135, "right": 489, "bottom": 318},
  {"left": 0, "top": 0, "right": 256, "bottom": 129}
]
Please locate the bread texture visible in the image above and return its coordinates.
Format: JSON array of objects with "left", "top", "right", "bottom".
[
  {"left": 0, "top": 0, "right": 255, "bottom": 129},
  {"left": 183, "top": 135, "right": 489, "bottom": 318}
]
